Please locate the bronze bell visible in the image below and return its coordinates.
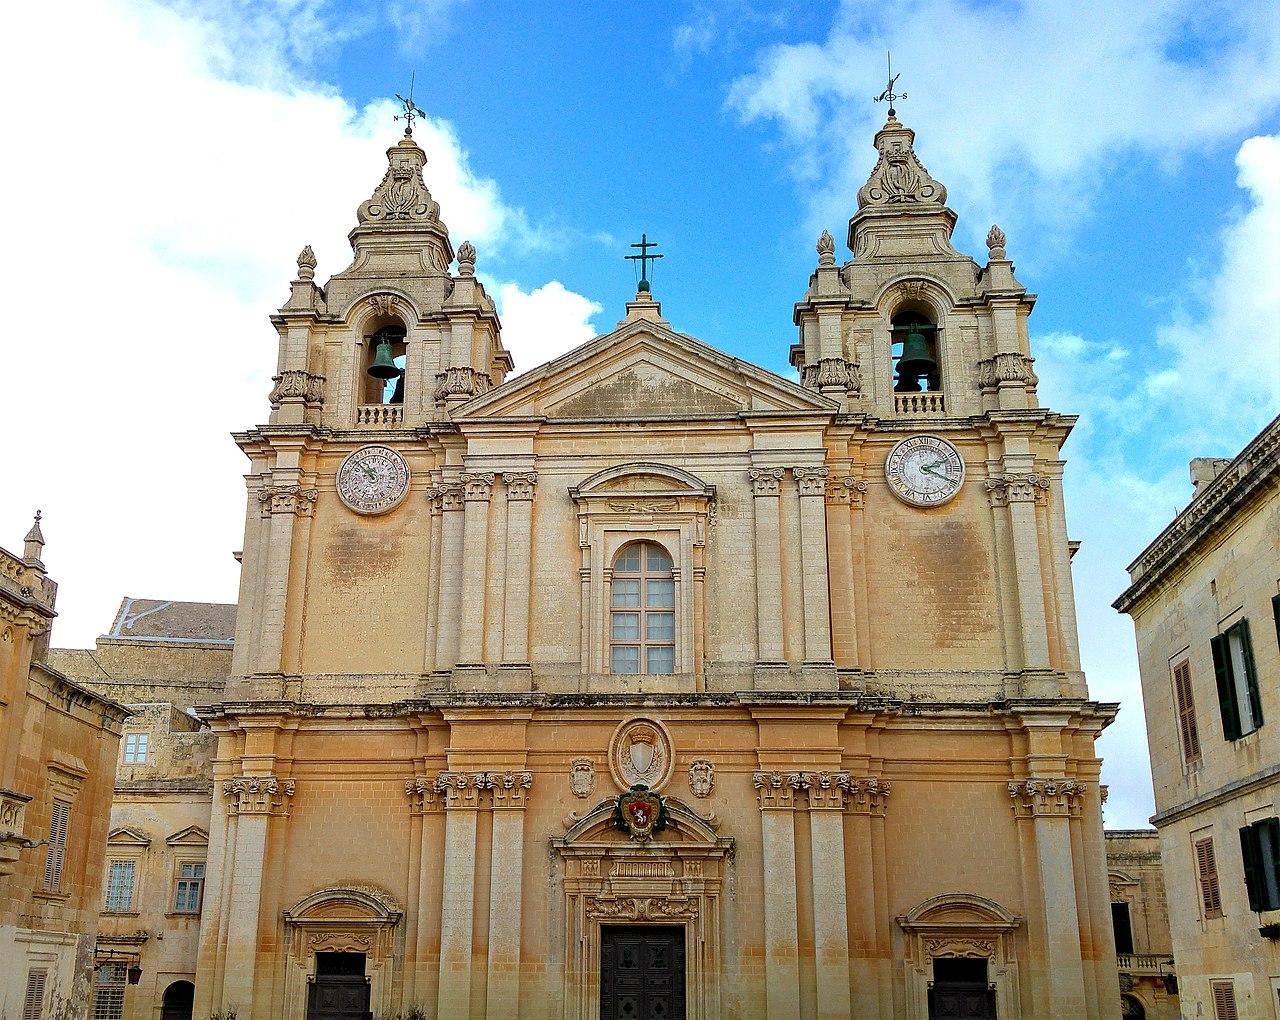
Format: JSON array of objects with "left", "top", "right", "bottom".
[
  {"left": 894, "top": 324, "right": 937, "bottom": 391},
  {"left": 367, "top": 338, "right": 400, "bottom": 380}
]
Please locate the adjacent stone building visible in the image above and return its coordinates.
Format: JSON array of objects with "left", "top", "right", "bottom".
[
  {"left": 153, "top": 108, "right": 1124, "bottom": 1020},
  {"left": 51, "top": 598, "right": 233, "bottom": 1020},
  {"left": 1116, "top": 416, "right": 1280, "bottom": 1020},
  {"left": 1105, "top": 829, "right": 1178, "bottom": 1019},
  {"left": 0, "top": 520, "right": 128, "bottom": 1020}
]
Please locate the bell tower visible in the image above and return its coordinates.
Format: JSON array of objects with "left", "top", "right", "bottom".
[{"left": 792, "top": 111, "right": 1038, "bottom": 419}]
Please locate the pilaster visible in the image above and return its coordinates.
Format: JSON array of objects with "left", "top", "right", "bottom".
[
  {"left": 792, "top": 467, "right": 834, "bottom": 665},
  {"left": 501, "top": 472, "right": 537, "bottom": 667},
  {"left": 436, "top": 771, "right": 480, "bottom": 1018},
  {"left": 486, "top": 771, "right": 533, "bottom": 1016},
  {"left": 752, "top": 769, "right": 802, "bottom": 1014},
  {"left": 254, "top": 484, "right": 317, "bottom": 676},
  {"left": 987, "top": 471, "right": 1053, "bottom": 677},
  {"left": 749, "top": 468, "right": 786, "bottom": 665},
  {"left": 456, "top": 473, "right": 495, "bottom": 669},
  {"left": 434, "top": 484, "right": 464, "bottom": 672}
]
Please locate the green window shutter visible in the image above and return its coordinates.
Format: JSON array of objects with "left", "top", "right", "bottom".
[
  {"left": 1241, "top": 823, "right": 1263, "bottom": 912},
  {"left": 1239, "top": 619, "right": 1264, "bottom": 729},
  {"left": 1214, "top": 634, "right": 1242, "bottom": 741},
  {"left": 1266, "top": 818, "right": 1280, "bottom": 910},
  {"left": 1272, "top": 593, "right": 1280, "bottom": 650}
]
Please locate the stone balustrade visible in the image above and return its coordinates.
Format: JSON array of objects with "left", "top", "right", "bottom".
[
  {"left": 355, "top": 404, "right": 404, "bottom": 426},
  {"left": 894, "top": 391, "right": 947, "bottom": 416}
]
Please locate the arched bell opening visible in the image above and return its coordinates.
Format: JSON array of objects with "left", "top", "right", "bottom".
[
  {"left": 890, "top": 308, "right": 941, "bottom": 394},
  {"left": 362, "top": 323, "right": 407, "bottom": 405}
]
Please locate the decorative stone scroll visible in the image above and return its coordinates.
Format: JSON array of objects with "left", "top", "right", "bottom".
[
  {"left": 586, "top": 896, "right": 699, "bottom": 921},
  {"left": 985, "top": 472, "right": 1050, "bottom": 507},
  {"left": 976, "top": 352, "right": 1037, "bottom": 391},
  {"left": 268, "top": 370, "right": 325, "bottom": 408},
  {"left": 505, "top": 471, "right": 537, "bottom": 500},
  {"left": 223, "top": 776, "right": 296, "bottom": 816},
  {"left": 1008, "top": 777, "right": 1087, "bottom": 818},
  {"left": 257, "top": 485, "right": 318, "bottom": 517},
  {"left": 857, "top": 116, "right": 948, "bottom": 209},
  {"left": 792, "top": 466, "right": 830, "bottom": 497}
]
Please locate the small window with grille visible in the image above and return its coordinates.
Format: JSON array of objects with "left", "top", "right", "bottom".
[
  {"left": 104, "top": 860, "right": 135, "bottom": 912},
  {"left": 610, "top": 542, "right": 676, "bottom": 675},
  {"left": 93, "top": 964, "right": 126, "bottom": 1020}
]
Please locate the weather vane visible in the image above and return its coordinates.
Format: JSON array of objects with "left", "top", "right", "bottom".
[
  {"left": 874, "top": 52, "right": 905, "bottom": 117},
  {"left": 624, "top": 233, "right": 663, "bottom": 293},
  {"left": 395, "top": 71, "right": 422, "bottom": 137}
]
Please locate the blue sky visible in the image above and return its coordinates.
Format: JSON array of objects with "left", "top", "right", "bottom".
[{"left": 0, "top": 0, "right": 1277, "bottom": 828}]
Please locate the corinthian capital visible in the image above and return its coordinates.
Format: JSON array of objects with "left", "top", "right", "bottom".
[
  {"left": 504, "top": 471, "right": 538, "bottom": 500},
  {"left": 258, "top": 485, "right": 318, "bottom": 517}
]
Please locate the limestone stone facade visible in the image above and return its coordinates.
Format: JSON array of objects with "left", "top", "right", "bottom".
[
  {"left": 1116, "top": 416, "right": 1280, "bottom": 1020},
  {"left": 151, "top": 110, "right": 1126, "bottom": 1020},
  {"left": 1105, "top": 829, "right": 1178, "bottom": 1019},
  {"left": 0, "top": 520, "right": 128, "bottom": 1020}
]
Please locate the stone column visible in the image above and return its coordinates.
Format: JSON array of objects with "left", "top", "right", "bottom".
[
  {"left": 987, "top": 473, "right": 1052, "bottom": 674},
  {"left": 808, "top": 773, "right": 852, "bottom": 1019},
  {"left": 502, "top": 473, "right": 537, "bottom": 666},
  {"left": 1010, "top": 778, "right": 1089, "bottom": 1017},
  {"left": 434, "top": 485, "right": 464, "bottom": 671},
  {"left": 792, "top": 468, "right": 833, "bottom": 664},
  {"left": 841, "top": 776, "right": 893, "bottom": 1019},
  {"left": 254, "top": 484, "right": 317, "bottom": 675},
  {"left": 217, "top": 777, "right": 295, "bottom": 1019},
  {"left": 486, "top": 772, "right": 533, "bottom": 1015},
  {"left": 437, "top": 773, "right": 481, "bottom": 1017},
  {"left": 752, "top": 771, "right": 801, "bottom": 1013},
  {"left": 749, "top": 468, "right": 786, "bottom": 664},
  {"left": 404, "top": 777, "right": 443, "bottom": 1005},
  {"left": 457, "top": 473, "right": 495, "bottom": 668}
]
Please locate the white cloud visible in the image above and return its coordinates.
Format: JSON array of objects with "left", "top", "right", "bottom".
[
  {"left": 493, "top": 280, "right": 603, "bottom": 373},
  {"left": 0, "top": 0, "right": 597, "bottom": 647},
  {"left": 727, "top": 1, "right": 1280, "bottom": 249}
]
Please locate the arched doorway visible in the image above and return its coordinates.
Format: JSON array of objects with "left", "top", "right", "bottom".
[
  {"left": 1121, "top": 994, "right": 1147, "bottom": 1019},
  {"left": 161, "top": 980, "right": 195, "bottom": 1020}
]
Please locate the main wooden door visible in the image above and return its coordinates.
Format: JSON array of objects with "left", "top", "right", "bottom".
[
  {"left": 927, "top": 958, "right": 996, "bottom": 1020},
  {"left": 306, "top": 952, "right": 371, "bottom": 1020},
  {"left": 600, "top": 925, "right": 686, "bottom": 1020}
]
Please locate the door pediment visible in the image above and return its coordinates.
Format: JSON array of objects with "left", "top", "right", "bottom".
[{"left": 457, "top": 320, "right": 837, "bottom": 420}]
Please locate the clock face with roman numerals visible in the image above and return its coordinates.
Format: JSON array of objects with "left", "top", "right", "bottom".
[
  {"left": 884, "top": 435, "right": 965, "bottom": 508},
  {"left": 337, "top": 446, "right": 410, "bottom": 515}
]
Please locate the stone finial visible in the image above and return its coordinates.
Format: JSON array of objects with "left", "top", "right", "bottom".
[
  {"left": 23, "top": 510, "right": 45, "bottom": 563},
  {"left": 457, "top": 240, "right": 476, "bottom": 276},
  {"left": 296, "top": 245, "right": 317, "bottom": 281},
  {"left": 986, "top": 224, "right": 1007, "bottom": 260},
  {"left": 357, "top": 137, "right": 441, "bottom": 226},
  {"left": 856, "top": 117, "right": 947, "bottom": 210},
  {"left": 816, "top": 229, "right": 836, "bottom": 267}
]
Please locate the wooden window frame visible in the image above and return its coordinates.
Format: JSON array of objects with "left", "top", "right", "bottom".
[
  {"left": 1194, "top": 836, "right": 1224, "bottom": 919},
  {"left": 104, "top": 859, "right": 136, "bottom": 913},
  {"left": 1172, "top": 658, "right": 1202, "bottom": 765},
  {"left": 609, "top": 541, "right": 677, "bottom": 676},
  {"left": 22, "top": 968, "right": 47, "bottom": 1020},
  {"left": 172, "top": 859, "right": 206, "bottom": 915},
  {"left": 1212, "top": 618, "right": 1263, "bottom": 740},
  {"left": 42, "top": 799, "right": 70, "bottom": 893},
  {"left": 121, "top": 733, "right": 149, "bottom": 765},
  {"left": 1212, "top": 979, "right": 1239, "bottom": 1020}
]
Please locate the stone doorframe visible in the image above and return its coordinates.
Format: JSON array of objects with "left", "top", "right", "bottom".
[
  {"left": 552, "top": 798, "right": 734, "bottom": 1020},
  {"left": 281, "top": 886, "right": 403, "bottom": 1018},
  {"left": 898, "top": 892, "right": 1022, "bottom": 1019}
]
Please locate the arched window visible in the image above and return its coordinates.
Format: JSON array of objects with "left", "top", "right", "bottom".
[
  {"left": 891, "top": 311, "right": 940, "bottom": 393},
  {"left": 161, "top": 980, "right": 195, "bottom": 1020},
  {"left": 363, "top": 326, "right": 406, "bottom": 405},
  {"left": 610, "top": 542, "right": 675, "bottom": 675}
]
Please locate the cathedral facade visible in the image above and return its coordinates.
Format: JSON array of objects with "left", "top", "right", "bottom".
[{"left": 189, "top": 113, "right": 1119, "bottom": 1019}]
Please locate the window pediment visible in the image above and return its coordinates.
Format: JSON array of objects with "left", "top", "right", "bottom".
[
  {"left": 106, "top": 826, "right": 151, "bottom": 848},
  {"left": 165, "top": 825, "right": 209, "bottom": 847}
]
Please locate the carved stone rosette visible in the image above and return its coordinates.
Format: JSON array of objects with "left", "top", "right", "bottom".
[
  {"left": 223, "top": 776, "right": 296, "bottom": 816},
  {"left": 504, "top": 471, "right": 538, "bottom": 500},
  {"left": 1008, "top": 777, "right": 1087, "bottom": 818},
  {"left": 976, "top": 352, "right": 1037, "bottom": 391},
  {"left": 985, "top": 472, "right": 1051, "bottom": 507},
  {"left": 269, "top": 370, "right": 326, "bottom": 408},
  {"left": 792, "top": 466, "right": 830, "bottom": 497},
  {"left": 748, "top": 467, "right": 784, "bottom": 496},
  {"left": 257, "top": 485, "right": 319, "bottom": 517}
]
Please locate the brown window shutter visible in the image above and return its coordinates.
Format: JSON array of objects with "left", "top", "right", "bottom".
[
  {"left": 1196, "top": 837, "right": 1223, "bottom": 917},
  {"left": 43, "top": 799, "right": 70, "bottom": 891},
  {"left": 1212, "top": 980, "right": 1239, "bottom": 1020},
  {"left": 1174, "top": 661, "right": 1202, "bottom": 763},
  {"left": 22, "top": 969, "right": 46, "bottom": 1020}
]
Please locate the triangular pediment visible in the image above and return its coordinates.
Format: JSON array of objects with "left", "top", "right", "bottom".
[
  {"left": 107, "top": 826, "right": 151, "bottom": 847},
  {"left": 460, "top": 319, "right": 837, "bottom": 420},
  {"left": 166, "top": 825, "right": 209, "bottom": 847}
]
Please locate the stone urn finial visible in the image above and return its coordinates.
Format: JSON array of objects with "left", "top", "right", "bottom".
[
  {"left": 816, "top": 229, "right": 836, "bottom": 267},
  {"left": 296, "top": 245, "right": 317, "bottom": 281},
  {"left": 986, "top": 224, "right": 1007, "bottom": 261},
  {"left": 457, "top": 240, "right": 476, "bottom": 276}
]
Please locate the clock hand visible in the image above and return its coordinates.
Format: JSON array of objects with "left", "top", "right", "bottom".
[{"left": 920, "top": 464, "right": 954, "bottom": 482}]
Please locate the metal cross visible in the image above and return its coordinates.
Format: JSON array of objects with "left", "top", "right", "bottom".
[
  {"left": 395, "top": 72, "right": 422, "bottom": 137},
  {"left": 624, "top": 233, "right": 664, "bottom": 289},
  {"left": 873, "top": 52, "right": 906, "bottom": 116}
]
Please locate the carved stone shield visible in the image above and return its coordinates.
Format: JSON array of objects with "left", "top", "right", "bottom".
[{"left": 614, "top": 786, "right": 666, "bottom": 842}]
